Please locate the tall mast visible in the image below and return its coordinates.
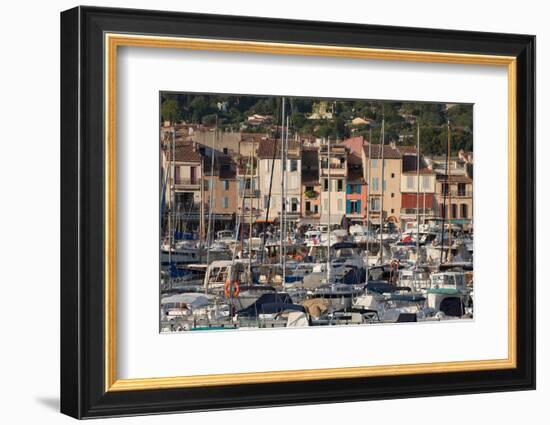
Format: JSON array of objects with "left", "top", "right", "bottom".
[
  {"left": 379, "top": 116, "right": 385, "bottom": 265},
  {"left": 172, "top": 128, "right": 176, "bottom": 252},
  {"left": 326, "top": 136, "right": 331, "bottom": 284},
  {"left": 205, "top": 124, "right": 216, "bottom": 266},
  {"left": 416, "top": 122, "right": 420, "bottom": 265},
  {"left": 366, "top": 129, "right": 372, "bottom": 270},
  {"left": 440, "top": 120, "right": 450, "bottom": 264},
  {"left": 282, "top": 115, "right": 289, "bottom": 286},
  {"left": 199, "top": 153, "right": 205, "bottom": 261},
  {"left": 279, "top": 97, "right": 285, "bottom": 277},
  {"left": 447, "top": 120, "right": 453, "bottom": 261}
]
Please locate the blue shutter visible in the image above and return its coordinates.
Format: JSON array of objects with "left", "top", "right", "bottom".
[
  {"left": 346, "top": 184, "right": 351, "bottom": 194},
  {"left": 346, "top": 200, "right": 351, "bottom": 214},
  {"left": 357, "top": 200, "right": 361, "bottom": 213}
]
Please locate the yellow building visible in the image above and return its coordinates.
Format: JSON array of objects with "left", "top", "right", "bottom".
[{"left": 361, "top": 142, "right": 417, "bottom": 229}]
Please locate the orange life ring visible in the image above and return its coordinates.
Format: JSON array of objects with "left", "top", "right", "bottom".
[{"left": 224, "top": 280, "right": 240, "bottom": 298}]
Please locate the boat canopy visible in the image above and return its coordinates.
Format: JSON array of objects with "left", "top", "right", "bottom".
[
  {"left": 161, "top": 293, "right": 212, "bottom": 309},
  {"left": 332, "top": 242, "right": 359, "bottom": 250}
]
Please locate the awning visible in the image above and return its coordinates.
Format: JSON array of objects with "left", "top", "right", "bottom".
[{"left": 319, "top": 213, "right": 344, "bottom": 225}]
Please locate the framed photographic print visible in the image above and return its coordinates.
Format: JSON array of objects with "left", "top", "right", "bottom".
[{"left": 60, "top": 6, "right": 536, "bottom": 419}]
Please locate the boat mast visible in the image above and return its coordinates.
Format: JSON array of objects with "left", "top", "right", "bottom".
[
  {"left": 440, "top": 120, "right": 450, "bottom": 264},
  {"left": 199, "top": 153, "right": 205, "bottom": 262},
  {"left": 416, "top": 122, "right": 420, "bottom": 265},
  {"left": 379, "top": 116, "right": 385, "bottom": 265},
  {"left": 366, "top": 129, "right": 372, "bottom": 264},
  {"left": 282, "top": 115, "right": 289, "bottom": 286},
  {"left": 279, "top": 97, "right": 286, "bottom": 280},
  {"left": 326, "top": 136, "right": 331, "bottom": 284},
  {"left": 205, "top": 123, "right": 216, "bottom": 266},
  {"left": 447, "top": 120, "right": 453, "bottom": 261}
]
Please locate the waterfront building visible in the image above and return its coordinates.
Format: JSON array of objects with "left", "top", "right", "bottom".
[
  {"left": 300, "top": 148, "right": 321, "bottom": 226},
  {"left": 346, "top": 153, "right": 367, "bottom": 226},
  {"left": 257, "top": 138, "right": 302, "bottom": 224},
  {"left": 319, "top": 142, "right": 348, "bottom": 227}
]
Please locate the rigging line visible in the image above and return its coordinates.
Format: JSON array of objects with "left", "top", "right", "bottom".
[{"left": 260, "top": 97, "right": 283, "bottom": 262}]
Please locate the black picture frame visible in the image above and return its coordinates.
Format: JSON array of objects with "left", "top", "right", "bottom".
[{"left": 61, "top": 5, "right": 536, "bottom": 419}]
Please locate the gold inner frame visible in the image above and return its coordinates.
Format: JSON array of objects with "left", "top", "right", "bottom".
[{"left": 104, "top": 33, "right": 517, "bottom": 392}]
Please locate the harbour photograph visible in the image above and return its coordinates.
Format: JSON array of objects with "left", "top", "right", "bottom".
[{"left": 159, "top": 93, "right": 474, "bottom": 332}]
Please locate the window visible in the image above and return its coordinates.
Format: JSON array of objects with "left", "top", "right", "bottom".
[
  {"left": 451, "top": 204, "right": 457, "bottom": 218},
  {"left": 174, "top": 166, "right": 181, "bottom": 184},
  {"left": 305, "top": 186, "right": 314, "bottom": 192},
  {"left": 291, "top": 198, "right": 299, "bottom": 212},
  {"left": 223, "top": 148, "right": 228, "bottom": 154},
  {"left": 222, "top": 197, "right": 229, "bottom": 209},
  {"left": 323, "top": 179, "right": 329, "bottom": 192},
  {"left": 305, "top": 201, "right": 311, "bottom": 211},
  {"left": 422, "top": 175, "right": 431, "bottom": 190},
  {"left": 371, "top": 198, "right": 380, "bottom": 210},
  {"left": 290, "top": 159, "right": 298, "bottom": 172},
  {"left": 371, "top": 159, "right": 378, "bottom": 169},
  {"left": 461, "top": 203, "right": 468, "bottom": 218},
  {"left": 337, "top": 179, "right": 343, "bottom": 192},
  {"left": 391, "top": 193, "right": 395, "bottom": 198},
  {"left": 391, "top": 172, "right": 395, "bottom": 178},
  {"left": 372, "top": 177, "right": 379, "bottom": 191},
  {"left": 314, "top": 205, "right": 319, "bottom": 213},
  {"left": 337, "top": 199, "right": 343, "bottom": 211},
  {"left": 407, "top": 175, "right": 414, "bottom": 189},
  {"left": 349, "top": 200, "right": 360, "bottom": 214},
  {"left": 190, "top": 166, "right": 196, "bottom": 184},
  {"left": 458, "top": 183, "right": 466, "bottom": 196},
  {"left": 441, "top": 183, "right": 449, "bottom": 195},
  {"left": 264, "top": 195, "right": 270, "bottom": 209},
  {"left": 223, "top": 180, "right": 229, "bottom": 191},
  {"left": 391, "top": 208, "right": 395, "bottom": 214}
]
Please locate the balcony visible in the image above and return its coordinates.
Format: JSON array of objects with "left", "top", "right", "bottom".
[
  {"left": 320, "top": 165, "right": 346, "bottom": 177},
  {"left": 241, "top": 188, "right": 261, "bottom": 198},
  {"left": 174, "top": 178, "right": 205, "bottom": 190},
  {"left": 439, "top": 190, "right": 473, "bottom": 197}
]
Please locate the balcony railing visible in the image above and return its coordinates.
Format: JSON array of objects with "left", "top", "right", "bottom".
[
  {"left": 439, "top": 190, "right": 473, "bottom": 197},
  {"left": 240, "top": 189, "right": 261, "bottom": 198},
  {"left": 174, "top": 179, "right": 209, "bottom": 191}
]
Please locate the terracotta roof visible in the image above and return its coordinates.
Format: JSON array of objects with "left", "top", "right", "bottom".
[
  {"left": 342, "top": 136, "right": 366, "bottom": 155},
  {"left": 257, "top": 139, "right": 301, "bottom": 159},
  {"left": 362, "top": 143, "right": 417, "bottom": 160},
  {"left": 172, "top": 143, "right": 202, "bottom": 163}
]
